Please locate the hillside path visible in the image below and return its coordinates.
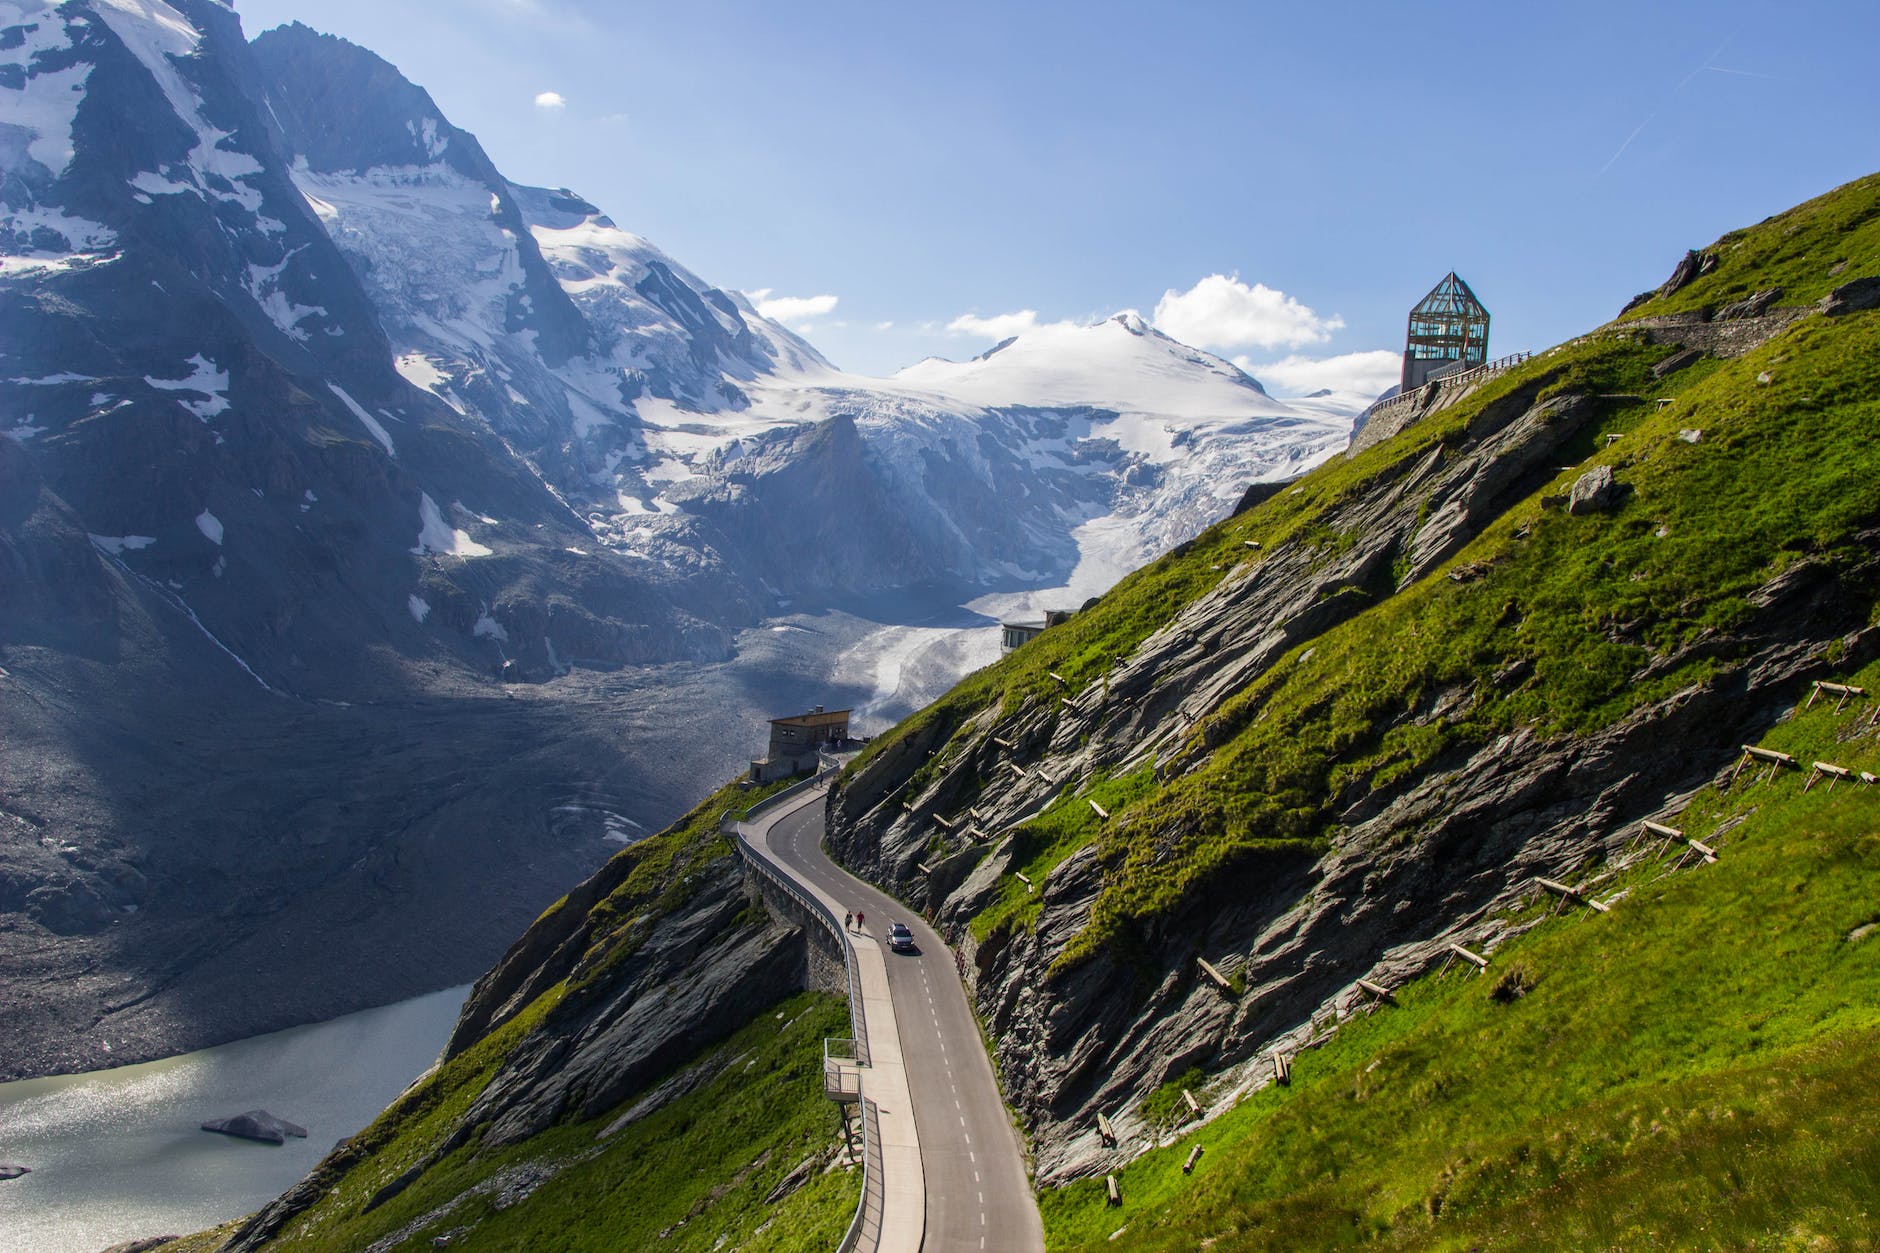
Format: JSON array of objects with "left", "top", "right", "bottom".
[{"left": 742, "top": 783, "right": 1045, "bottom": 1253}]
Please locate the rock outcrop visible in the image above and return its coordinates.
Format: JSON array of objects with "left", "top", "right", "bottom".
[{"left": 201, "top": 1111, "right": 309, "bottom": 1145}]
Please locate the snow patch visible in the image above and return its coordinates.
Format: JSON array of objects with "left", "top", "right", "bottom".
[
  {"left": 194, "top": 508, "right": 222, "bottom": 544},
  {"left": 328, "top": 384, "right": 396, "bottom": 455},
  {"left": 246, "top": 257, "right": 323, "bottom": 341},
  {"left": 407, "top": 593, "right": 430, "bottom": 623},
  {"left": 5, "top": 417, "right": 47, "bottom": 440},
  {"left": 146, "top": 353, "right": 228, "bottom": 419},
  {"left": 88, "top": 534, "right": 157, "bottom": 555},
  {"left": 394, "top": 351, "right": 447, "bottom": 390},
  {"left": 473, "top": 612, "right": 507, "bottom": 641},
  {"left": 412, "top": 491, "right": 492, "bottom": 557},
  {"left": 0, "top": 7, "right": 92, "bottom": 174},
  {"left": 7, "top": 372, "right": 94, "bottom": 385}
]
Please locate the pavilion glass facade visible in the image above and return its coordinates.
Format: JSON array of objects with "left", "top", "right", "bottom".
[{"left": 1401, "top": 272, "right": 1490, "bottom": 390}]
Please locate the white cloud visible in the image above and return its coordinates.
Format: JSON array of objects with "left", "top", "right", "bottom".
[
  {"left": 875, "top": 320, "right": 895, "bottom": 331},
  {"left": 1235, "top": 349, "right": 1401, "bottom": 399},
  {"left": 749, "top": 290, "right": 838, "bottom": 322},
  {"left": 945, "top": 309, "right": 1063, "bottom": 339},
  {"left": 534, "top": 91, "right": 567, "bottom": 111},
  {"left": 1153, "top": 274, "right": 1343, "bottom": 351}
]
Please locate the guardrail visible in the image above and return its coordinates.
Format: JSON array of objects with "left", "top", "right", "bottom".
[
  {"left": 726, "top": 780, "right": 878, "bottom": 1250},
  {"left": 849, "top": 1096, "right": 885, "bottom": 1253},
  {"left": 824, "top": 1037, "right": 863, "bottom": 1102},
  {"left": 1367, "top": 350, "right": 1534, "bottom": 421},
  {"left": 725, "top": 792, "right": 870, "bottom": 1067}
]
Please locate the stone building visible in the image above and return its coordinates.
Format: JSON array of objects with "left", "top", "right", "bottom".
[
  {"left": 1000, "top": 609, "right": 1072, "bottom": 653},
  {"left": 1402, "top": 272, "right": 1490, "bottom": 391},
  {"left": 750, "top": 706, "right": 852, "bottom": 783}
]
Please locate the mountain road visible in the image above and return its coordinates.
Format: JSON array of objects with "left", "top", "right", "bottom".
[{"left": 748, "top": 785, "right": 1045, "bottom": 1253}]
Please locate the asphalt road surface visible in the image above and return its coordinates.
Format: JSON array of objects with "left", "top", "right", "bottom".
[{"left": 767, "top": 800, "right": 1045, "bottom": 1253}]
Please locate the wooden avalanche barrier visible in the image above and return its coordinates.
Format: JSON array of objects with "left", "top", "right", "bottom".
[
  {"left": 1356, "top": 978, "right": 1394, "bottom": 1003},
  {"left": 1183, "top": 1144, "right": 1204, "bottom": 1174},
  {"left": 1271, "top": 1049, "right": 1290, "bottom": 1085},
  {"left": 1445, "top": 942, "right": 1489, "bottom": 974},
  {"left": 1106, "top": 1174, "right": 1121, "bottom": 1206},
  {"left": 1807, "top": 680, "right": 1867, "bottom": 711},
  {"left": 1806, "top": 761, "right": 1854, "bottom": 793},
  {"left": 1182, "top": 1089, "right": 1201, "bottom": 1118},
  {"left": 1730, "top": 744, "right": 1797, "bottom": 787},
  {"left": 1014, "top": 871, "right": 1033, "bottom": 893},
  {"left": 1088, "top": 799, "right": 1111, "bottom": 821},
  {"left": 1536, "top": 876, "right": 1610, "bottom": 913},
  {"left": 1196, "top": 957, "right": 1234, "bottom": 996},
  {"left": 1097, "top": 1112, "right": 1117, "bottom": 1146}
]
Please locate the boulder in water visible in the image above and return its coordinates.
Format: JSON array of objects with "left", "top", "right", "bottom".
[
  {"left": 0, "top": 1163, "right": 30, "bottom": 1180},
  {"left": 200, "top": 1110, "right": 308, "bottom": 1145}
]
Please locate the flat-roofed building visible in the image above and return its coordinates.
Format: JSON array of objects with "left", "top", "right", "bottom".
[
  {"left": 750, "top": 705, "right": 852, "bottom": 783},
  {"left": 1000, "top": 609, "right": 1072, "bottom": 653}
]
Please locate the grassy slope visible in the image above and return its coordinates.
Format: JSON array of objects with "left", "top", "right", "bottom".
[
  {"left": 1620, "top": 170, "right": 1880, "bottom": 318},
  {"left": 859, "top": 171, "right": 1880, "bottom": 979},
  {"left": 1042, "top": 655, "right": 1880, "bottom": 1250},
  {"left": 215, "top": 778, "right": 861, "bottom": 1251}
]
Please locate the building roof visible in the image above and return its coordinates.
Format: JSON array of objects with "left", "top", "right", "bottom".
[
  {"left": 769, "top": 709, "right": 852, "bottom": 728},
  {"left": 1410, "top": 271, "right": 1487, "bottom": 319}
]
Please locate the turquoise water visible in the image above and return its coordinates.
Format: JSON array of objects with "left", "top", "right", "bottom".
[{"left": 0, "top": 985, "right": 468, "bottom": 1253}]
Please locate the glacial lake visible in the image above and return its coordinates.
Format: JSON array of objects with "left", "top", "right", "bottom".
[{"left": 0, "top": 984, "right": 469, "bottom": 1253}]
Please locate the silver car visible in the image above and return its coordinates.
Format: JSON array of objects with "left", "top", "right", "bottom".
[{"left": 886, "top": 922, "right": 916, "bottom": 953}]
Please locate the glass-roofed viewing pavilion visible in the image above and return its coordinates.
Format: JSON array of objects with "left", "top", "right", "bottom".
[{"left": 1401, "top": 272, "right": 1489, "bottom": 391}]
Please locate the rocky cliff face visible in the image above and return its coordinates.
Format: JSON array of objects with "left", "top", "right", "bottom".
[{"left": 824, "top": 228, "right": 1880, "bottom": 1180}]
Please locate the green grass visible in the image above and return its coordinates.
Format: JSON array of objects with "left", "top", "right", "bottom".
[
  {"left": 192, "top": 774, "right": 857, "bottom": 1251},
  {"left": 265, "top": 993, "right": 859, "bottom": 1252},
  {"left": 1040, "top": 656, "right": 1880, "bottom": 1250},
  {"left": 968, "top": 766, "right": 1158, "bottom": 944},
  {"left": 1622, "top": 170, "right": 1880, "bottom": 319}
]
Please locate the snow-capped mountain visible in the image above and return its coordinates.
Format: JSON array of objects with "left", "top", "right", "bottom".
[
  {"left": 0, "top": 0, "right": 1351, "bottom": 1076},
  {"left": 248, "top": 22, "right": 1349, "bottom": 606}
]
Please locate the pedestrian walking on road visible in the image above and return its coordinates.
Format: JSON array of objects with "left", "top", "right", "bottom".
[
  {"left": 845, "top": 911, "right": 853, "bottom": 930},
  {"left": 856, "top": 911, "right": 865, "bottom": 930}
]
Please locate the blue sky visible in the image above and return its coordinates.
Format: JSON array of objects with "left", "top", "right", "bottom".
[{"left": 234, "top": 0, "right": 1878, "bottom": 392}]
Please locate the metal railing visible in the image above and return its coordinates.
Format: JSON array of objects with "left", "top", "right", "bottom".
[
  {"left": 824, "top": 1037, "right": 863, "bottom": 1102},
  {"left": 1366, "top": 350, "right": 1534, "bottom": 421},
  {"left": 726, "top": 796, "right": 870, "bottom": 1066},
  {"left": 725, "top": 781, "right": 880, "bottom": 1250},
  {"left": 844, "top": 1096, "right": 885, "bottom": 1253}
]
